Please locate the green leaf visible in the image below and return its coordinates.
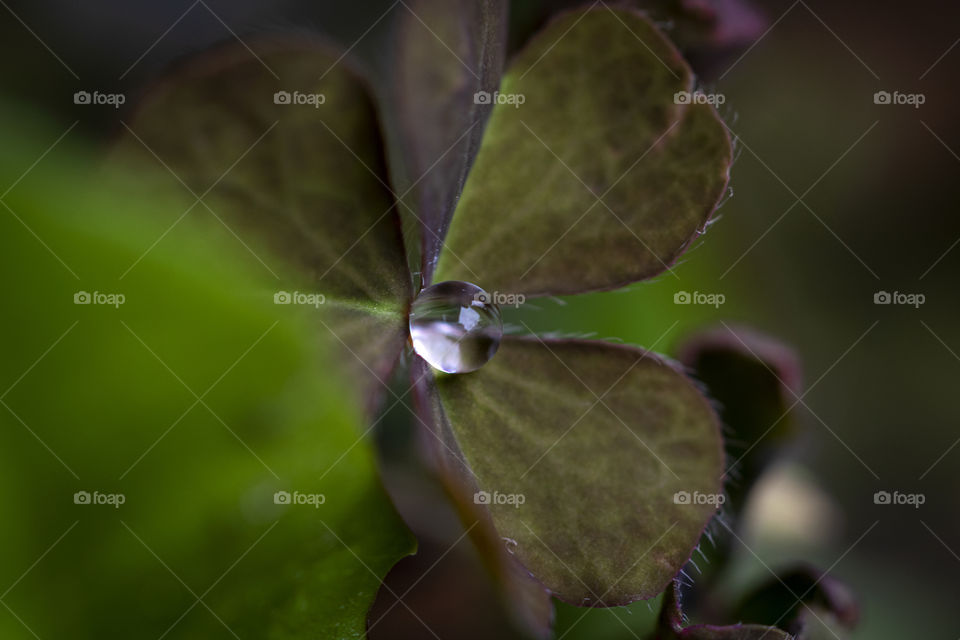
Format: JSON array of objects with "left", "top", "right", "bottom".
[
  {"left": 112, "top": 37, "right": 411, "bottom": 404},
  {"left": 382, "top": 0, "right": 508, "bottom": 281},
  {"left": 0, "top": 117, "right": 414, "bottom": 638},
  {"left": 434, "top": 7, "right": 732, "bottom": 297},
  {"left": 432, "top": 337, "right": 724, "bottom": 605},
  {"left": 657, "top": 581, "right": 792, "bottom": 640}
]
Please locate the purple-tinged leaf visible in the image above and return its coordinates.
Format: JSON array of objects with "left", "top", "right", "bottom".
[
  {"left": 410, "top": 356, "right": 555, "bottom": 638},
  {"left": 677, "top": 325, "right": 802, "bottom": 515},
  {"left": 383, "top": 0, "right": 508, "bottom": 283},
  {"left": 431, "top": 337, "right": 724, "bottom": 605},
  {"left": 434, "top": 7, "right": 732, "bottom": 297},
  {"left": 509, "top": 0, "right": 767, "bottom": 78},
  {"left": 111, "top": 37, "right": 412, "bottom": 407},
  {"left": 657, "top": 581, "right": 792, "bottom": 639},
  {"left": 734, "top": 565, "right": 858, "bottom": 636}
]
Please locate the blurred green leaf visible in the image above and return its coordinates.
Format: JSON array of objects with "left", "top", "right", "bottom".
[
  {"left": 434, "top": 7, "right": 732, "bottom": 297},
  {"left": 111, "top": 37, "right": 411, "bottom": 406},
  {"left": 434, "top": 337, "right": 724, "bottom": 605},
  {"left": 0, "top": 117, "right": 414, "bottom": 639}
]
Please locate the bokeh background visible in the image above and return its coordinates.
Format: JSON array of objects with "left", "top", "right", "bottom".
[{"left": 2, "top": 0, "right": 958, "bottom": 637}]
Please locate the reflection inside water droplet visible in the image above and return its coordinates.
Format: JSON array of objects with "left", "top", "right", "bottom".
[{"left": 409, "top": 281, "right": 503, "bottom": 374}]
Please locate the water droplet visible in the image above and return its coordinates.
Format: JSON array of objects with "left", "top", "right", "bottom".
[{"left": 409, "top": 281, "right": 502, "bottom": 374}]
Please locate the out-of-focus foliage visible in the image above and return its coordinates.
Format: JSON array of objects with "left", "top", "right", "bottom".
[
  {"left": 0, "top": 110, "right": 414, "bottom": 639},
  {"left": 111, "top": 37, "right": 413, "bottom": 409}
]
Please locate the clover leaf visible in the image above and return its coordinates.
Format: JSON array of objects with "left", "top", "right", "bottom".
[
  {"left": 112, "top": 2, "right": 733, "bottom": 635},
  {"left": 111, "top": 39, "right": 413, "bottom": 410},
  {"left": 434, "top": 8, "right": 731, "bottom": 295},
  {"left": 382, "top": 0, "right": 508, "bottom": 280}
]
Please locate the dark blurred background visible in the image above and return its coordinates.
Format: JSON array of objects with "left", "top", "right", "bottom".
[{"left": 2, "top": 0, "right": 958, "bottom": 637}]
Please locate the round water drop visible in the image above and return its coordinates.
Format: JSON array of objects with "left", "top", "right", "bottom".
[{"left": 409, "top": 281, "right": 502, "bottom": 374}]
